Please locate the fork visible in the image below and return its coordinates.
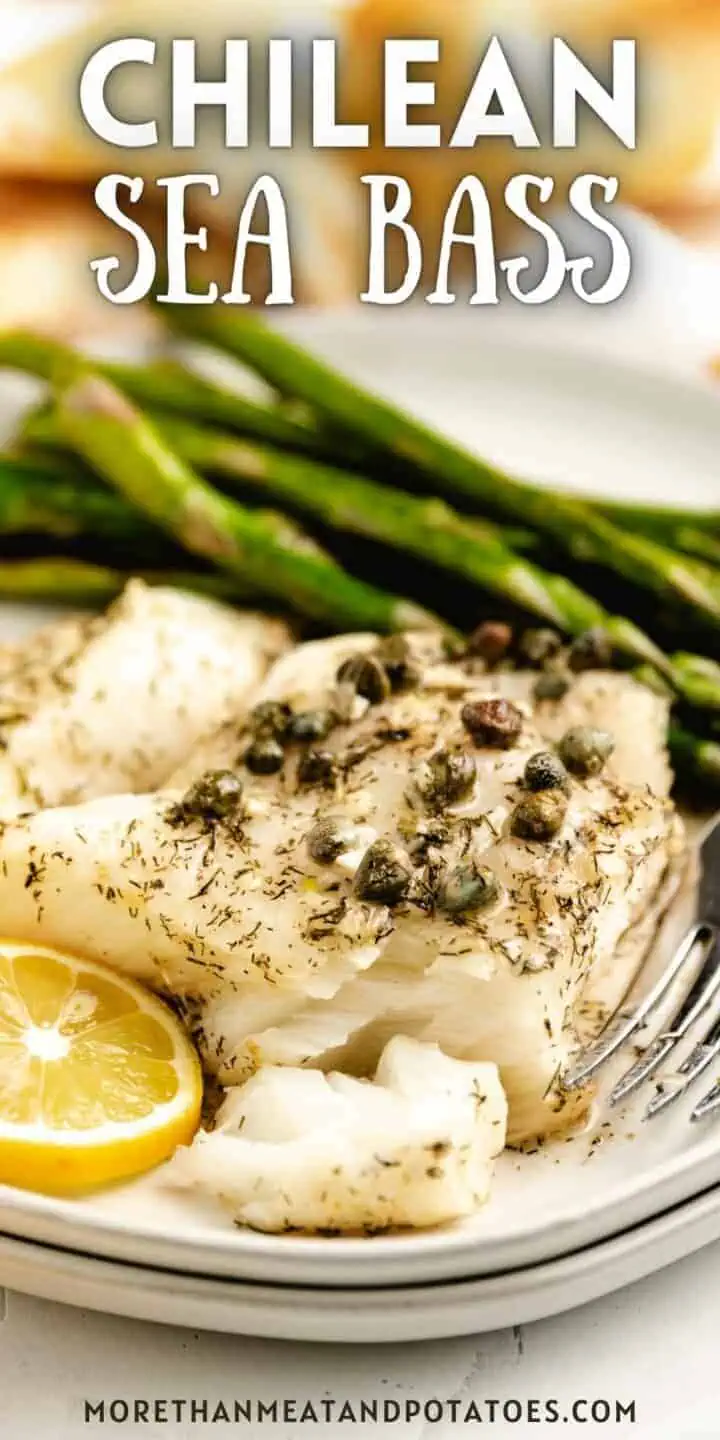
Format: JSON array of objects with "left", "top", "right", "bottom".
[{"left": 563, "top": 815, "right": 720, "bottom": 1123}]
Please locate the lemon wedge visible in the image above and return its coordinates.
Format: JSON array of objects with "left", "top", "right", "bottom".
[{"left": 0, "top": 940, "right": 202, "bottom": 1195}]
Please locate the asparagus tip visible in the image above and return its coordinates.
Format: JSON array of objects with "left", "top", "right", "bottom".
[{"left": 59, "top": 373, "right": 138, "bottom": 425}]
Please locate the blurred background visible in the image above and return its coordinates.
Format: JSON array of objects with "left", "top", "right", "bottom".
[{"left": 1, "top": 0, "right": 720, "bottom": 345}]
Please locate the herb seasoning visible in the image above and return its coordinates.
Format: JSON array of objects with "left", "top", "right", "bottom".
[{"left": 297, "top": 747, "right": 339, "bottom": 789}]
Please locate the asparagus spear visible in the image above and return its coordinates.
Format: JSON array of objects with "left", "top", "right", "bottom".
[
  {"left": 669, "top": 725, "right": 720, "bottom": 793},
  {"left": 143, "top": 417, "right": 720, "bottom": 714},
  {"left": 0, "top": 329, "right": 345, "bottom": 462},
  {"left": 670, "top": 653, "right": 720, "bottom": 714},
  {"left": 27, "top": 405, "right": 669, "bottom": 672},
  {"left": 27, "top": 405, "right": 720, "bottom": 710},
  {"left": 593, "top": 501, "right": 720, "bottom": 568},
  {"left": 589, "top": 493, "right": 720, "bottom": 541},
  {"left": 149, "top": 419, "right": 720, "bottom": 708},
  {"left": 655, "top": 527, "right": 720, "bottom": 569},
  {"left": 49, "top": 375, "right": 440, "bottom": 635},
  {"left": 0, "top": 557, "right": 254, "bottom": 607},
  {"left": 166, "top": 308, "right": 720, "bottom": 633},
  {"left": 0, "top": 455, "right": 166, "bottom": 552}
]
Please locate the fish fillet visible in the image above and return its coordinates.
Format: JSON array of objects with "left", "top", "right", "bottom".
[
  {"left": 0, "top": 581, "right": 289, "bottom": 814},
  {"left": 0, "top": 634, "right": 682, "bottom": 1144}
]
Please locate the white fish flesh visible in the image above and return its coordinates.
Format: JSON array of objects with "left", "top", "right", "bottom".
[
  {"left": 0, "top": 581, "right": 289, "bottom": 814},
  {"left": 0, "top": 633, "right": 682, "bottom": 1146},
  {"left": 171, "top": 1036, "right": 507, "bottom": 1234}
]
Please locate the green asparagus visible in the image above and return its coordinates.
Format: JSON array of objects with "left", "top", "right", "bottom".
[
  {"left": 0, "top": 329, "right": 350, "bottom": 463},
  {"left": 50, "top": 374, "right": 441, "bottom": 635},
  {"left": 147, "top": 418, "right": 720, "bottom": 715},
  {"left": 654, "top": 527, "right": 720, "bottom": 569},
  {"left": 25, "top": 401, "right": 720, "bottom": 710},
  {"left": 28, "top": 405, "right": 669, "bottom": 673},
  {"left": 669, "top": 725, "right": 720, "bottom": 793},
  {"left": 591, "top": 497, "right": 720, "bottom": 568},
  {"left": 0, "top": 455, "right": 166, "bottom": 552},
  {"left": 0, "top": 557, "right": 254, "bottom": 607},
  {"left": 669, "top": 653, "right": 720, "bottom": 714},
  {"left": 147, "top": 420, "right": 720, "bottom": 710},
  {"left": 166, "top": 308, "right": 720, "bottom": 634}
]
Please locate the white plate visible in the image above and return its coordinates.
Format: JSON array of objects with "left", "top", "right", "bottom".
[
  {"left": 0, "top": 317, "right": 718, "bottom": 1294},
  {"left": 2, "top": 1182, "right": 720, "bottom": 1343}
]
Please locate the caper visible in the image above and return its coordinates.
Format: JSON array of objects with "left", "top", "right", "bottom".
[
  {"left": 248, "top": 700, "right": 292, "bottom": 741},
  {"left": 297, "top": 747, "right": 339, "bottom": 789},
  {"left": 407, "top": 819, "right": 451, "bottom": 863},
  {"left": 443, "top": 633, "right": 467, "bottom": 662},
  {"left": 511, "top": 791, "right": 568, "bottom": 841},
  {"left": 461, "top": 698, "right": 523, "bottom": 749},
  {"left": 373, "top": 635, "right": 422, "bottom": 691},
  {"left": 170, "top": 769, "right": 245, "bottom": 824},
  {"left": 288, "top": 709, "right": 336, "bottom": 743},
  {"left": 558, "top": 726, "right": 615, "bottom": 778},
  {"left": 466, "top": 620, "right": 513, "bottom": 666},
  {"left": 306, "top": 818, "right": 357, "bottom": 865},
  {"left": 353, "top": 838, "right": 413, "bottom": 905},
  {"left": 518, "top": 627, "right": 563, "bottom": 668},
  {"left": 568, "top": 627, "right": 613, "bottom": 673},
  {"left": 336, "top": 654, "right": 391, "bottom": 704},
  {"left": 523, "top": 751, "right": 571, "bottom": 794},
  {"left": 243, "top": 737, "right": 285, "bottom": 775},
  {"left": 438, "top": 859, "right": 501, "bottom": 916},
  {"left": 413, "top": 748, "right": 476, "bottom": 811},
  {"left": 533, "top": 671, "right": 571, "bottom": 702}
]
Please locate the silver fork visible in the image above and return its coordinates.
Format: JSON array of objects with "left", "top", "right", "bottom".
[{"left": 563, "top": 815, "right": 720, "bottom": 1123}]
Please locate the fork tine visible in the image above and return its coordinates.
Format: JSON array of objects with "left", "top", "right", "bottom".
[
  {"left": 607, "top": 1035, "right": 678, "bottom": 1108},
  {"left": 609, "top": 925, "right": 720, "bottom": 1108},
  {"left": 562, "top": 923, "right": 716, "bottom": 1092},
  {"left": 691, "top": 1083, "right": 720, "bottom": 1121},
  {"left": 644, "top": 1011, "right": 720, "bottom": 1120}
]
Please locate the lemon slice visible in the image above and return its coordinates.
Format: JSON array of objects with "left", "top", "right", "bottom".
[{"left": 0, "top": 940, "right": 202, "bottom": 1195}]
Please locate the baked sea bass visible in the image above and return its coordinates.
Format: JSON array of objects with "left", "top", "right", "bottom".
[{"left": 0, "top": 629, "right": 683, "bottom": 1177}]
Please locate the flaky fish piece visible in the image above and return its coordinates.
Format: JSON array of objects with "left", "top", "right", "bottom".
[
  {"left": 171, "top": 1037, "right": 507, "bottom": 1234},
  {"left": 0, "top": 581, "right": 289, "bottom": 814},
  {"left": 0, "top": 631, "right": 682, "bottom": 1143}
]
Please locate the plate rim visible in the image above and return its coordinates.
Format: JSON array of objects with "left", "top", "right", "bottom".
[{"left": 2, "top": 1181, "right": 720, "bottom": 1342}]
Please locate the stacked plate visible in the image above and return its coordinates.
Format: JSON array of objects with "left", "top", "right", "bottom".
[
  {"left": 2, "top": 1090, "right": 720, "bottom": 1342},
  {"left": 1, "top": 324, "right": 719, "bottom": 1340}
]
